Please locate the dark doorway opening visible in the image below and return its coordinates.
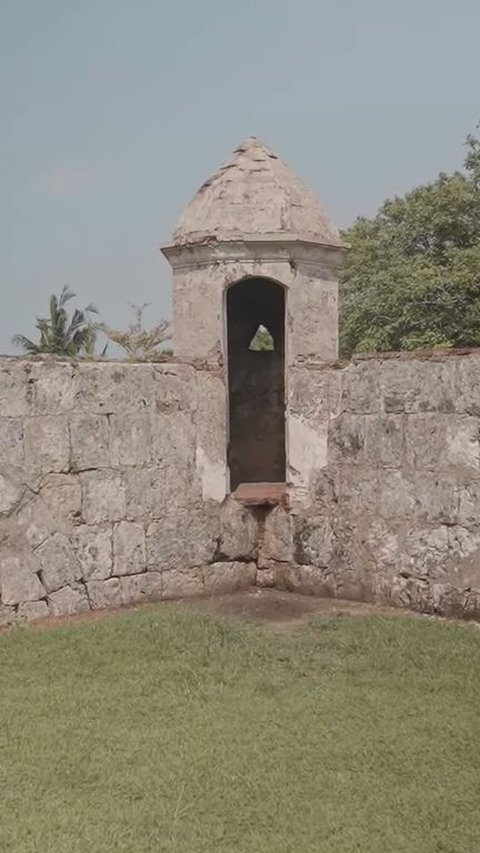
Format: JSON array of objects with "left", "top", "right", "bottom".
[{"left": 226, "top": 277, "right": 286, "bottom": 491}]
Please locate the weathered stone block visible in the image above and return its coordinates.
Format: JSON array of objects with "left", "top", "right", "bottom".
[
  {"left": 404, "top": 525, "right": 480, "bottom": 580},
  {"left": 454, "top": 356, "right": 480, "bottom": 416},
  {"left": 17, "top": 600, "right": 49, "bottom": 621},
  {"left": 36, "top": 532, "right": 83, "bottom": 593},
  {"left": 123, "top": 466, "right": 164, "bottom": 520},
  {"left": 24, "top": 416, "right": 70, "bottom": 474},
  {"left": 256, "top": 567, "right": 277, "bottom": 587},
  {"left": 80, "top": 470, "right": 126, "bottom": 524},
  {"left": 458, "top": 482, "right": 480, "bottom": 526},
  {"left": 120, "top": 572, "right": 163, "bottom": 605},
  {"left": 0, "top": 555, "right": 45, "bottom": 605},
  {"left": 163, "top": 461, "right": 202, "bottom": 511},
  {"left": 70, "top": 414, "right": 110, "bottom": 470},
  {"left": 341, "top": 361, "right": 381, "bottom": 414},
  {"left": 48, "top": 583, "right": 90, "bottom": 616},
  {"left": 162, "top": 567, "right": 204, "bottom": 599},
  {"left": 294, "top": 517, "right": 334, "bottom": 567},
  {"left": 376, "top": 470, "right": 415, "bottom": 520},
  {"left": 110, "top": 414, "right": 151, "bottom": 466},
  {"left": 0, "top": 418, "right": 24, "bottom": 468},
  {"left": 365, "top": 522, "right": 401, "bottom": 575},
  {"left": 152, "top": 363, "right": 197, "bottom": 413},
  {"left": 262, "top": 506, "right": 293, "bottom": 563},
  {"left": 219, "top": 497, "right": 257, "bottom": 560},
  {"left": 414, "top": 474, "right": 459, "bottom": 524},
  {"left": 75, "top": 524, "right": 113, "bottom": 580},
  {"left": 289, "top": 367, "right": 342, "bottom": 424},
  {"left": 311, "top": 468, "right": 339, "bottom": 512},
  {"left": 113, "top": 521, "right": 146, "bottom": 575},
  {"left": 405, "top": 414, "right": 480, "bottom": 471},
  {"left": 0, "top": 363, "right": 29, "bottom": 416},
  {"left": 39, "top": 473, "right": 82, "bottom": 521},
  {"left": 146, "top": 504, "right": 218, "bottom": 571},
  {"left": 289, "top": 273, "right": 338, "bottom": 360},
  {"left": 364, "top": 415, "right": 405, "bottom": 467},
  {"left": 203, "top": 561, "right": 256, "bottom": 595},
  {"left": 14, "top": 496, "right": 60, "bottom": 549},
  {"left": 72, "top": 363, "right": 157, "bottom": 415},
  {"left": 0, "top": 474, "right": 24, "bottom": 515},
  {"left": 123, "top": 464, "right": 199, "bottom": 520},
  {"left": 86, "top": 577, "right": 122, "bottom": 610},
  {"left": 381, "top": 362, "right": 421, "bottom": 414},
  {"left": 146, "top": 516, "right": 190, "bottom": 570},
  {"left": 328, "top": 415, "right": 366, "bottom": 462},
  {"left": 444, "top": 417, "right": 480, "bottom": 470},
  {"left": 150, "top": 412, "right": 195, "bottom": 469},
  {"left": 31, "top": 362, "right": 75, "bottom": 413},
  {"left": 278, "top": 563, "right": 335, "bottom": 597},
  {"left": 171, "top": 265, "right": 224, "bottom": 361},
  {"left": 335, "top": 465, "right": 379, "bottom": 518},
  {"left": 378, "top": 359, "right": 456, "bottom": 415}
]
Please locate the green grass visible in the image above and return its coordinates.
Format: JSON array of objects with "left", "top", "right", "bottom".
[{"left": 0, "top": 607, "right": 479, "bottom": 853}]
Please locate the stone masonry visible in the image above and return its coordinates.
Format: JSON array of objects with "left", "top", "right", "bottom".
[
  {"left": 284, "top": 351, "right": 480, "bottom": 618},
  {"left": 0, "top": 357, "right": 257, "bottom": 626},
  {"left": 2, "top": 350, "right": 480, "bottom": 623}
]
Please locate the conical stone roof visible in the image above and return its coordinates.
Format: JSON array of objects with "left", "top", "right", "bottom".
[{"left": 170, "top": 137, "right": 342, "bottom": 248}]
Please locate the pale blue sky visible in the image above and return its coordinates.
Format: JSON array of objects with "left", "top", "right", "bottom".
[{"left": 1, "top": 0, "right": 479, "bottom": 353}]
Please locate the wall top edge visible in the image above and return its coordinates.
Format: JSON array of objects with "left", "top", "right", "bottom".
[
  {"left": 0, "top": 354, "right": 223, "bottom": 372},
  {"left": 2, "top": 346, "right": 480, "bottom": 371},
  {"left": 294, "top": 347, "right": 480, "bottom": 370}
]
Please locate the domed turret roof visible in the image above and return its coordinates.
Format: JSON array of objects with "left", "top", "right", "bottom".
[{"left": 170, "top": 137, "right": 342, "bottom": 248}]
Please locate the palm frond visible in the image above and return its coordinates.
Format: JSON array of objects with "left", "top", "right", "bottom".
[
  {"left": 13, "top": 286, "right": 101, "bottom": 358},
  {"left": 11, "top": 334, "right": 41, "bottom": 354},
  {"left": 59, "top": 285, "right": 76, "bottom": 306}
]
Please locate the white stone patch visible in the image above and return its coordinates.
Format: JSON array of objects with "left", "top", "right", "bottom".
[
  {"left": 287, "top": 415, "right": 328, "bottom": 493},
  {"left": 195, "top": 446, "right": 226, "bottom": 502}
]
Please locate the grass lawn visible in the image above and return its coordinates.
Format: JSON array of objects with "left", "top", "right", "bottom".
[{"left": 0, "top": 605, "right": 479, "bottom": 852}]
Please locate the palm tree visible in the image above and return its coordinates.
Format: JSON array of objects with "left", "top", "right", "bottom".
[{"left": 12, "top": 286, "right": 101, "bottom": 357}]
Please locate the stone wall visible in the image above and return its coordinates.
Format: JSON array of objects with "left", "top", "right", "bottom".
[
  {"left": 0, "top": 358, "right": 256, "bottom": 626},
  {"left": 285, "top": 351, "right": 480, "bottom": 618},
  {"left": 3, "top": 351, "right": 480, "bottom": 624}
]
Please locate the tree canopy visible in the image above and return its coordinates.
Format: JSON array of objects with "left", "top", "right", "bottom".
[
  {"left": 249, "top": 325, "right": 275, "bottom": 351},
  {"left": 340, "top": 131, "right": 480, "bottom": 358}
]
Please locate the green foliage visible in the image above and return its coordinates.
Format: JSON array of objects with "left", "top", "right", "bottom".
[
  {"left": 12, "top": 286, "right": 101, "bottom": 358},
  {"left": 102, "top": 303, "right": 171, "bottom": 361},
  {"left": 0, "top": 608, "right": 479, "bottom": 851},
  {"left": 340, "top": 131, "right": 480, "bottom": 357},
  {"left": 249, "top": 325, "right": 275, "bottom": 351}
]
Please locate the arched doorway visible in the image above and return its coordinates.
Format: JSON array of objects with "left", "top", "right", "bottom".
[{"left": 226, "top": 277, "right": 286, "bottom": 491}]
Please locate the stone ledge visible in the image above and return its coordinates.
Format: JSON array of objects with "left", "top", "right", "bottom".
[{"left": 232, "top": 483, "right": 290, "bottom": 508}]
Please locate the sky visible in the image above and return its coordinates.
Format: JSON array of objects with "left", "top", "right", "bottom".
[{"left": 1, "top": 0, "right": 479, "bottom": 353}]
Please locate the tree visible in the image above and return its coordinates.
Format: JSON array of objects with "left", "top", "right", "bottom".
[
  {"left": 12, "top": 286, "right": 101, "bottom": 357},
  {"left": 249, "top": 325, "right": 275, "bottom": 351},
  {"left": 340, "top": 131, "right": 480, "bottom": 358},
  {"left": 101, "top": 303, "right": 171, "bottom": 361}
]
